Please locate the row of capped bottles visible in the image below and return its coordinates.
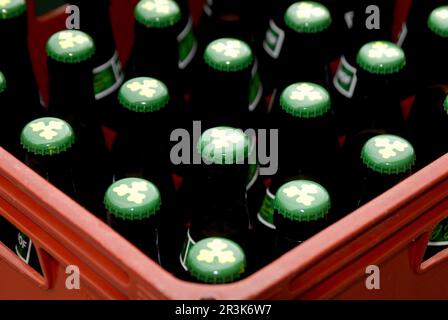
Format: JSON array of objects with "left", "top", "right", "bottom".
[{"left": 1, "top": 0, "right": 448, "bottom": 283}]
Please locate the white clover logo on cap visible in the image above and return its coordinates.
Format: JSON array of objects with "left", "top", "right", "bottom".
[
  {"left": 29, "top": 120, "right": 65, "bottom": 141},
  {"left": 374, "top": 137, "right": 409, "bottom": 159},
  {"left": 0, "top": 0, "right": 11, "bottom": 7},
  {"left": 368, "top": 42, "right": 400, "bottom": 59},
  {"left": 211, "top": 40, "right": 243, "bottom": 58},
  {"left": 58, "top": 31, "right": 88, "bottom": 49},
  {"left": 126, "top": 79, "right": 160, "bottom": 98},
  {"left": 290, "top": 83, "right": 323, "bottom": 101},
  {"left": 295, "top": 2, "right": 326, "bottom": 19},
  {"left": 112, "top": 180, "right": 149, "bottom": 205},
  {"left": 282, "top": 184, "right": 319, "bottom": 206},
  {"left": 196, "top": 239, "right": 236, "bottom": 264},
  {"left": 142, "top": 0, "right": 171, "bottom": 14}
]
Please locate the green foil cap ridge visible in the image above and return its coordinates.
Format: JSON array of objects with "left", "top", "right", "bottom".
[
  {"left": 46, "top": 30, "right": 96, "bottom": 64},
  {"left": 356, "top": 41, "right": 406, "bottom": 75},
  {"left": 280, "top": 82, "right": 331, "bottom": 118},
  {"left": 284, "top": 1, "right": 332, "bottom": 33},
  {"left": 186, "top": 237, "right": 246, "bottom": 284},
  {"left": 204, "top": 38, "right": 253, "bottom": 72},
  {"left": 361, "top": 134, "right": 416, "bottom": 175},
  {"left": 135, "top": 0, "right": 181, "bottom": 28},
  {"left": 428, "top": 6, "right": 448, "bottom": 38},
  {"left": 274, "top": 180, "right": 331, "bottom": 222},
  {"left": 104, "top": 178, "right": 161, "bottom": 220},
  {"left": 0, "top": 0, "right": 26, "bottom": 20},
  {"left": 118, "top": 77, "right": 170, "bottom": 112},
  {"left": 21, "top": 117, "right": 75, "bottom": 156},
  {"left": 199, "top": 127, "right": 250, "bottom": 165},
  {"left": 0, "top": 71, "right": 6, "bottom": 93}
]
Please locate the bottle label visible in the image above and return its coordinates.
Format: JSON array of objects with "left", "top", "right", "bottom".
[
  {"left": 428, "top": 218, "right": 448, "bottom": 247},
  {"left": 333, "top": 55, "right": 358, "bottom": 98},
  {"left": 246, "top": 133, "right": 259, "bottom": 191},
  {"left": 180, "top": 228, "right": 196, "bottom": 271},
  {"left": 203, "top": 0, "right": 213, "bottom": 16},
  {"left": 263, "top": 19, "right": 285, "bottom": 59},
  {"left": 178, "top": 16, "right": 198, "bottom": 70},
  {"left": 15, "top": 231, "right": 33, "bottom": 264},
  {"left": 396, "top": 22, "right": 408, "bottom": 48},
  {"left": 93, "top": 51, "right": 124, "bottom": 100},
  {"left": 344, "top": 10, "right": 354, "bottom": 29},
  {"left": 248, "top": 60, "right": 263, "bottom": 112},
  {"left": 257, "top": 188, "right": 276, "bottom": 229}
]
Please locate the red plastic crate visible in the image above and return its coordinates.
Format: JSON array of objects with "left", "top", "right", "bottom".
[{"left": 1, "top": 0, "right": 448, "bottom": 300}]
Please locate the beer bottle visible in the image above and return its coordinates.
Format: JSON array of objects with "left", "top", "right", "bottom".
[
  {"left": 70, "top": 0, "right": 125, "bottom": 130},
  {"left": 17, "top": 117, "right": 77, "bottom": 273},
  {"left": 273, "top": 180, "right": 331, "bottom": 256},
  {"left": 405, "top": 89, "right": 448, "bottom": 259},
  {"left": 260, "top": 1, "right": 335, "bottom": 102},
  {"left": 126, "top": 0, "right": 197, "bottom": 107},
  {"left": 338, "top": 41, "right": 407, "bottom": 135},
  {"left": 400, "top": 2, "right": 447, "bottom": 91},
  {"left": 112, "top": 76, "right": 182, "bottom": 270},
  {"left": 406, "top": 88, "right": 448, "bottom": 169},
  {"left": 185, "top": 237, "right": 246, "bottom": 284},
  {"left": 196, "top": 0, "right": 253, "bottom": 48},
  {"left": 189, "top": 38, "right": 264, "bottom": 129},
  {"left": 254, "top": 82, "right": 340, "bottom": 267},
  {"left": 0, "top": 0, "right": 43, "bottom": 156},
  {"left": 112, "top": 77, "right": 175, "bottom": 198},
  {"left": 354, "top": 134, "right": 416, "bottom": 208},
  {"left": 179, "top": 127, "right": 251, "bottom": 273},
  {"left": 332, "top": 0, "right": 398, "bottom": 132},
  {"left": 46, "top": 30, "right": 112, "bottom": 216},
  {"left": 105, "top": 178, "right": 162, "bottom": 264},
  {"left": 0, "top": 72, "right": 13, "bottom": 152}
]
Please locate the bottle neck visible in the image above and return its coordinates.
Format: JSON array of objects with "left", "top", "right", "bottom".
[
  {"left": 71, "top": 0, "right": 116, "bottom": 61},
  {"left": 273, "top": 109, "right": 340, "bottom": 179},
  {"left": 25, "top": 150, "right": 77, "bottom": 198},
  {"left": 355, "top": 69, "right": 405, "bottom": 132},
  {"left": 108, "top": 213, "right": 160, "bottom": 262},
  {"left": 357, "top": 168, "right": 412, "bottom": 208},
  {"left": 188, "top": 163, "right": 250, "bottom": 242},
  {"left": 129, "top": 23, "right": 180, "bottom": 80},
  {"left": 274, "top": 210, "right": 327, "bottom": 252},
  {"left": 192, "top": 65, "right": 252, "bottom": 127},
  {"left": 47, "top": 58, "right": 96, "bottom": 122}
]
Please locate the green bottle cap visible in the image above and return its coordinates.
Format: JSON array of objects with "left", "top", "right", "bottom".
[
  {"left": 443, "top": 95, "right": 448, "bottom": 114},
  {"left": 0, "top": 71, "right": 6, "bottom": 93},
  {"left": 204, "top": 38, "right": 253, "bottom": 72},
  {"left": 0, "top": 0, "right": 26, "bottom": 20},
  {"left": 361, "top": 134, "right": 416, "bottom": 175},
  {"left": 199, "top": 127, "right": 250, "bottom": 165},
  {"left": 104, "top": 178, "right": 161, "bottom": 220},
  {"left": 118, "top": 77, "right": 169, "bottom": 112},
  {"left": 21, "top": 117, "right": 75, "bottom": 156},
  {"left": 46, "top": 30, "right": 96, "bottom": 64},
  {"left": 356, "top": 41, "right": 406, "bottom": 75},
  {"left": 274, "top": 180, "right": 331, "bottom": 222},
  {"left": 428, "top": 6, "right": 448, "bottom": 38},
  {"left": 186, "top": 237, "right": 246, "bottom": 284},
  {"left": 280, "top": 82, "right": 331, "bottom": 118},
  {"left": 284, "top": 1, "right": 332, "bottom": 33},
  {"left": 135, "top": 0, "right": 181, "bottom": 28}
]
